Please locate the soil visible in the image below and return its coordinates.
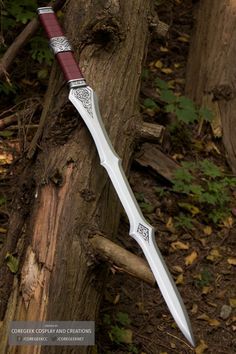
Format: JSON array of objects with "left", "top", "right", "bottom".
[{"left": 0, "top": 1, "right": 235, "bottom": 354}]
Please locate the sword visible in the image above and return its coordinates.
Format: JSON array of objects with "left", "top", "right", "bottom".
[{"left": 37, "top": 7, "right": 195, "bottom": 346}]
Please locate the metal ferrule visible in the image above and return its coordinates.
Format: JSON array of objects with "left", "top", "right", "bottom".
[
  {"left": 37, "top": 7, "right": 54, "bottom": 14},
  {"left": 68, "top": 79, "right": 87, "bottom": 89},
  {"left": 49, "top": 36, "right": 73, "bottom": 55}
]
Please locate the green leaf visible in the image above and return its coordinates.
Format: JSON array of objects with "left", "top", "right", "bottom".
[
  {"left": 174, "top": 213, "right": 194, "bottom": 230},
  {"left": 177, "top": 96, "right": 196, "bottom": 110},
  {"left": 199, "top": 160, "right": 222, "bottom": 178},
  {"left": 0, "top": 130, "right": 14, "bottom": 137},
  {"left": 173, "top": 167, "right": 193, "bottom": 183},
  {"left": 199, "top": 107, "right": 213, "bottom": 122},
  {"left": 175, "top": 107, "right": 198, "bottom": 124},
  {"left": 116, "top": 312, "right": 131, "bottom": 326},
  {"left": 109, "top": 326, "right": 133, "bottom": 344},
  {"left": 165, "top": 103, "right": 176, "bottom": 113},
  {"left": 143, "top": 98, "right": 158, "bottom": 109},
  {"left": 5, "top": 253, "right": 19, "bottom": 273},
  {"left": 189, "top": 184, "right": 204, "bottom": 196},
  {"left": 155, "top": 78, "right": 169, "bottom": 90},
  {"left": 160, "top": 89, "right": 176, "bottom": 103}
]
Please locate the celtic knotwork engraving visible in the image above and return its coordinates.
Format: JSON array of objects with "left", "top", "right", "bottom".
[
  {"left": 137, "top": 223, "right": 149, "bottom": 242},
  {"left": 49, "top": 36, "right": 72, "bottom": 55},
  {"left": 73, "top": 87, "right": 93, "bottom": 118}
]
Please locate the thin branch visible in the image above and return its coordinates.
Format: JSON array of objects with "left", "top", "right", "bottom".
[
  {"left": 89, "top": 234, "right": 156, "bottom": 286},
  {"left": 0, "top": 0, "right": 66, "bottom": 80}
]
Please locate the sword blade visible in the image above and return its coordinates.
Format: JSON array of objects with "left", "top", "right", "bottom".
[{"left": 69, "top": 86, "right": 195, "bottom": 346}]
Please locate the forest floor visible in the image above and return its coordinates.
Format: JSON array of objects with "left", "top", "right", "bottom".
[
  {"left": 0, "top": 1, "right": 235, "bottom": 354},
  {"left": 97, "top": 1, "right": 236, "bottom": 354}
]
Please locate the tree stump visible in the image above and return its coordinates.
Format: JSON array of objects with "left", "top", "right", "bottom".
[
  {"left": 0, "top": 0, "right": 153, "bottom": 353},
  {"left": 185, "top": 0, "right": 236, "bottom": 173}
]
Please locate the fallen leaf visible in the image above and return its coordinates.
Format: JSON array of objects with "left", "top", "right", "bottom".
[
  {"left": 229, "top": 298, "right": 236, "bottom": 308},
  {"left": 172, "top": 265, "right": 183, "bottom": 273},
  {"left": 171, "top": 241, "right": 189, "bottom": 250},
  {"left": 166, "top": 217, "right": 175, "bottom": 232},
  {"left": 206, "top": 248, "right": 221, "bottom": 262},
  {"left": 161, "top": 68, "right": 173, "bottom": 74},
  {"left": 155, "top": 60, "right": 163, "bottom": 69},
  {"left": 202, "top": 286, "right": 212, "bottom": 295},
  {"left": 177, "top": 35, "right": 190, "bottom": 43},
  {"left": 203, "top": 226, "right": 212, "bottom": 236},
  {"left": 208, "top": 318, "right": 220, "bottom": 327},
  {"left": 0, "top": 227, "right": 7, "bottom": 233},
  {"left": 197, "top": 313, "right": 210, "bottom": 321},
  {"left": 174, "top": 63, "right": 181, "bottom": 69},
  {"left": 191, "top": 303, "right": 198, "bottom": 314},
  {"left": 160, "top": 46, "right": 169, "bottom": 52},
  {"left": 185, "top": 250, "right": 198, "bottom": 265},
  {"left": 175, "top": 273, "right": 184, "bottom": 285},
  {"left": 222, "top": 216, "right": 233, "bottom": 228},
  {"left": 195, "top": 339, "right": 208, "bottom": 354},
  {"left": 227, "top": 257, "right": 236, "bottom": 266}
]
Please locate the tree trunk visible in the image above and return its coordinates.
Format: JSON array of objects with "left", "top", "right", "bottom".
[
  {"left": 185, "top": 0, "right": 236, "bottom": 172},
  {"left": 0, "top": 0, "right": 153, "bottom": 353}
]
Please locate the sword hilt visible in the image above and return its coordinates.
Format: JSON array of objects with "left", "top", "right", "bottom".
[{"left": 37, "top": 7, "right": 84, "bottom": 85}]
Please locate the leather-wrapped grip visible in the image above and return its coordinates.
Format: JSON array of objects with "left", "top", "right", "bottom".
[{"left": 37, "top": 7, "right": 84, "bottom": 82}]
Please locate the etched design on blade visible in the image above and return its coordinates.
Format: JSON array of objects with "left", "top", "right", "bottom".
[
  {"left": 49, "top": 36, "right": 72, "bottom": 55},
  {"left": 73, "top": 88, "right": 93, "bottom": 118},
  {"left": 137, "top": 223, "right": 149, "bottom": 242}
]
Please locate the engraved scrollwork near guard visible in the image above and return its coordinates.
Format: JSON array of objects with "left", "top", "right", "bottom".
[
  {"left": 137, "top": 223, "right": 149, "bottom": 242},
  {"left": 72, "top": 88, "right": 93, "bottom": 118},
  {"left": 49, "top": 36, "right": 73, "bottom": 55}
]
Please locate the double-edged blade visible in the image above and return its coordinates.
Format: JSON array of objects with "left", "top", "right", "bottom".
[{"left": 69, "top": 85, "right": 195, "bottom": 347}]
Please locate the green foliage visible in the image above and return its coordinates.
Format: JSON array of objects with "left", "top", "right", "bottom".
[
  {"left": 171, "top": 159, "right": 236, "bottom": 227},
  {"left": 143, "top": 98, "right": 159, "bottom": 110},
  {"left": 174, "top": 213, "right": 194, "bottom": 230},
  {"left": 1, "top": 0, "right": 53, "bottom": 68},
  {"left": 5, "top": 253, "right": 19, "bottom": 273},
  {"left": 29, "top": 36, "right": 53, "bottom": 65},
  {"left": 103, "top": 311, "right": 137, "bottom": 351},
  {"left": 1, "top": 0, "right": 37, "bottom": 28},
  {"left": 155, "top": 78, "right": 213, "bottom": 124},
  {"left": 195, "top": 268, "right": 212, "bottom": 287}
]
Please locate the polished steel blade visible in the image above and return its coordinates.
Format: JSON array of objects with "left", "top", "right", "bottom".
[{"left": 69, "top": 85, "right": 195, "bottom": 346}]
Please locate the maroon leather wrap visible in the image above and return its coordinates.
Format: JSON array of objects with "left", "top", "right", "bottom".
[{"left": 38, "top": 10, "right": 83, "bottom": 81}]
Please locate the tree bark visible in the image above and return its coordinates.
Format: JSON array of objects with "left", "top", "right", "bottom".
[
  {"left": 0, "top": 0, "right": 153, "bottom": 353},
  {"left": 185, "top": 0, "right": 236, "bottom": 173}
]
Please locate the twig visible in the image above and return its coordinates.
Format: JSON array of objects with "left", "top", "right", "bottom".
[
  {"left": 0, "top": 0, "right": 66, "bottom": 80},
  {"left": 166, "top": 331, "right": 194, "bottom": 350}
]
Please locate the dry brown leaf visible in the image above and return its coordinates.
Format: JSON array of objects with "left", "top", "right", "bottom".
[
  {"left": 160, "top": 46, "right": 169, "bottom": 52},
  {"left": 175, "top": 273, "right": 184, "bottom": 285},
  {"left": 229, "top": 298, "right": 236, "bottom": 308},
  {"left": 202, "top": 286, "right": 213, "bottom": 295},
  {"left": 155, "top": 60, "right": 163, "bottom": 69},
  {"left": 197, "top": 313, "right": 210, "bottom": 321},
  {"left": 203, "top": 226, "right": 212, "bottom": 236},
  {"left": 208, "top": 318, "right": 220, "bottom": 327},
  {"left": 191, "top": 303, "right": 198, "bottom": 314},
  {"left": 222, "top": 216, "right": 233, "bottom": 228},
  {"left": 172, "top": 265, "right": 183, "bottom": 273},
  {"left": 185, "top": 250, "right": 198, "bottom": 265},
  {"left": 161, "top": 68, "right": 173, "bottom": 74},
  {"left": 171, "top": 241, "right": 189, "bottom": 251},
  {"left": 206, "top": 248, "right": 221, "bottom": 262},
  {"left": 227, "top": 257, "right": 236, "bottom": 266},
  {"left": 195, "top": 340, "right": 208, "bottom": 354}
]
